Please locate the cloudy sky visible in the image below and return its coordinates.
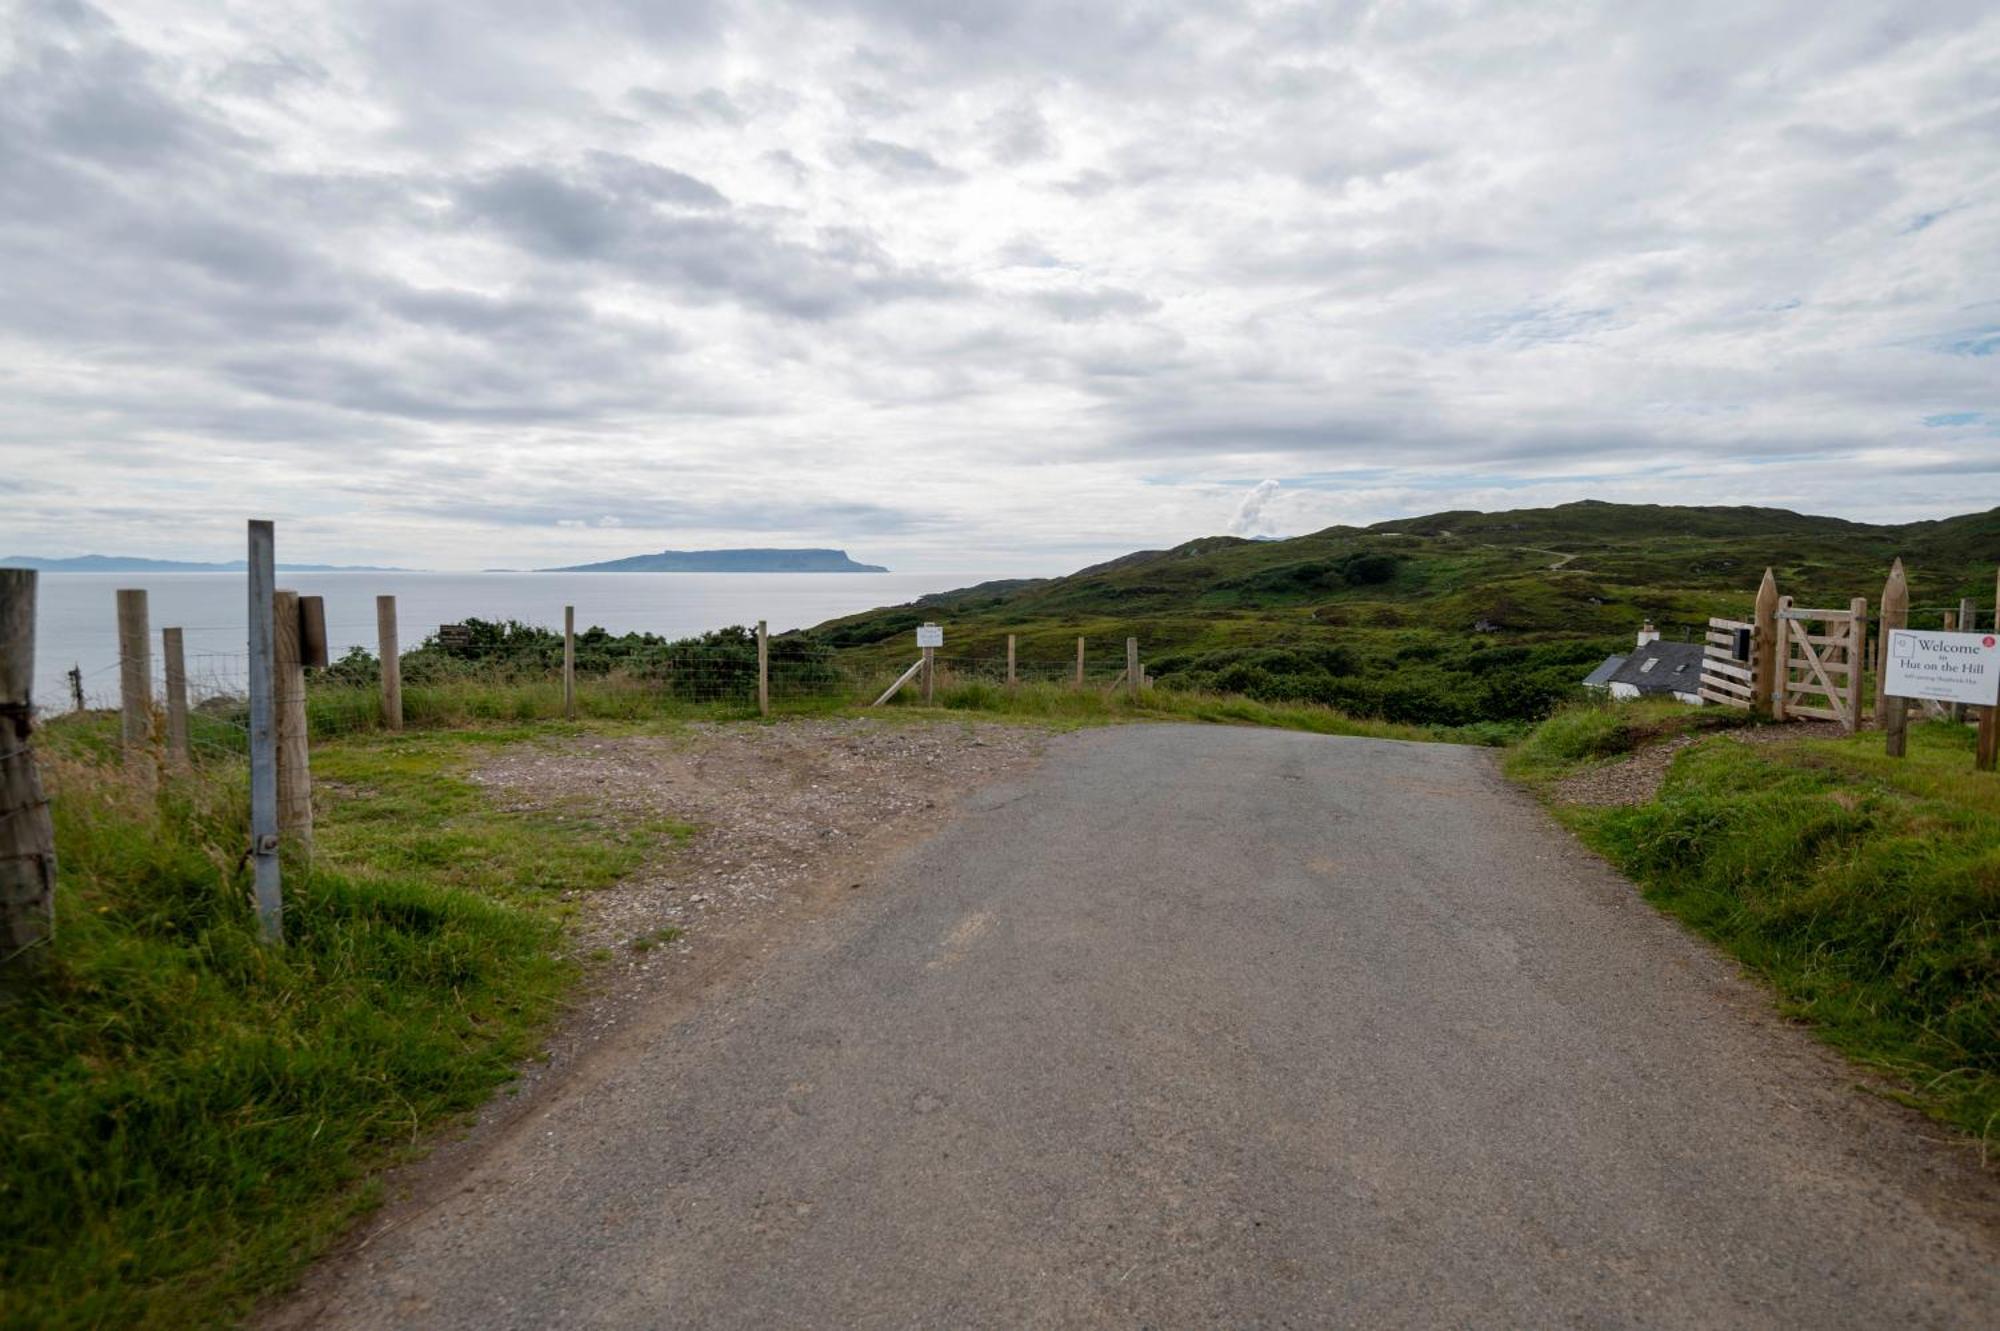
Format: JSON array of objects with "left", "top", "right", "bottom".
[{"left": 3, "top": 1, "right": 1996, "bottom": 573}]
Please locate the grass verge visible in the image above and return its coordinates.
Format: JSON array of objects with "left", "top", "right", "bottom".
[
  {"left": 1513, "top": 704, "right": 1999, "bottom": 1148},
  {"left": 0, "top": 722, "right": 673, "bottom": 1330}
]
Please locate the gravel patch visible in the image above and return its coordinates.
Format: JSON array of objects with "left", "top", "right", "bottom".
[{"left": 468, "top": 716, "right": 1048, "bottom": 1026}]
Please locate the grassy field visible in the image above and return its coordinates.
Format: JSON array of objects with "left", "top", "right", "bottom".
[
  {"left": 1511, "top": 704, "right": 2000, "bottom": 1148},
  {"left": 0, "top": 721, "right": 675, "bottom": 1331}
]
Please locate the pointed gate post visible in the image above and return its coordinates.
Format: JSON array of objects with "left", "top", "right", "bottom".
[
  {"left": 1880, "top": 560, "right": 1910, "bottom": 757},
  {"left": 1751, "top": 569, "right": 1779, "bottom": 720}
]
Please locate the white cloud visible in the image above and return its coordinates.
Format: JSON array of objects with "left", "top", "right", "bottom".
[{"left": 2, "top": 0, "right": 1997, "bottom": 572}]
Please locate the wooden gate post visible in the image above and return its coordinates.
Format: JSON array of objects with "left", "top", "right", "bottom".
[
  {"left": 756, "top": 620, "right": 770, "bottom": 717},
  {"left": 1752, "top": 569, "right": 1779, "bottom": 720},
  {"left": 1006, "top": 635, "right": 1017, "bottom": 693},
  {"left": 272, "top": 590, "right": 312, "bottom": 855},
  {"left": 1126, "top": 637, "right": 1140, "bottom": 702},
  {"left": 563, "top": 605, "right": 577, "bottom": 721},
  {"left": 1880, "top": 561, "right": 1910, "bottom": 757},
  {"left": 1844, "top": 597, "right": 1867, "bottom": 735},
  {"left": 162, "top": 627, "right": 189, "bottom": 763},
  {"left": 1875, "top": 559, "right": 1907, "bottom": 724},
  {"left": 1075, "top": 637, "right": 1085, "bottom": 691},
  {"left": 376, "top": 595, "right": 402, "bottom": 731},
  {"left": 116, "top": 588, "right": 153, "bottom": 772},
  {"left": 922, "top": 644, "right": 935, "bottom": 704},
  {"left": 1, "top": 569, "right": 56, "bottom": 969}
]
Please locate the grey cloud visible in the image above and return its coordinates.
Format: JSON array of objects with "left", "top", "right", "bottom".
[
  {"left": 1031, "top": 286, "right": 1160, "bottom": 322},
  {"left": 627, "top": 86, "right": 747, "bottom": 126},
  {"left": 850, "top": 137, "right": 963, "bottom": 181},
  {"left": 984, "top": 102, "right": 1055, "bottom": 164}
]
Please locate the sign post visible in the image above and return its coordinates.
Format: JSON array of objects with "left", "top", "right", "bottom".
[
  {"left": 1881, "top": 628, "right": 1999, "bottom": 767},
  {"left": 916, "top": 622, "right": 942, "bottom": 704}
]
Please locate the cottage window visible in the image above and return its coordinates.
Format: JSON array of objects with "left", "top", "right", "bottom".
[{"left": 1640, "top": 658, "right": 1658, "bottom": 673}]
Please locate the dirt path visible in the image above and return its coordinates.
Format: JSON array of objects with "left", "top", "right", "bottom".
[{"left": 277, "top": 724, "right": 1999, "bottom": 1329}]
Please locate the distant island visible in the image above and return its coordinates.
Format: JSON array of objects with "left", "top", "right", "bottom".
[
  {"left": 539, "top": 548, "right": 889, "bottom": 573},
  {"left": 4, "top": 554, "right": 413, "bottom": 573}
]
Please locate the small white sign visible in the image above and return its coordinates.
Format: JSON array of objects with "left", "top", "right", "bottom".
[
  {"left": 915, "top": 623, "right": 943, "bottom": 649},
  {"left": 1883, "top": 628, "right": 1999, "bottom": 706}
]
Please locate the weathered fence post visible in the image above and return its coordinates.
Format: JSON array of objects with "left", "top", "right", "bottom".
[
  {"left": 563, "top": 605, "right": 576, "bottom": 721},
  {"left": 923, "top": 643, "right": 935, "bottom": 704},
  {"left": 1881, "top": 561, "right": 1910, "bottom": 757},
  {"left": 272, "top": 589, "right": 312, "bottom": 855},
  {"left": 162, "top": 627, "right": 189, "bottom": 763},
  {"left": 116, "top": 588, "right": 153, "bottom": 775},
  {"left": 1006, "top": 635, "right": 1017, "bottom": 693},
  {"left": 67, "top": 665, "right": 83, "bottom": 712},
  {"left": 1075, "top": 637, "right": 1085, "bottom": 691},
  {"left": 246, "top": 521, "right": 281, "bottom": 943},
  {"left": 1845, "top": 597, "right": 1867, "bottom": 735},
  {"left": 1985, "top": 571, "right": 2000, "bottom": 771},
  {"left": 756, "top": 620, "right": 770, "bottom": 717},
  {"left": 1126, "top": 637, "right": 1140, "bottom": 702},
  {"left": 1, "top": 569, "right": 56, "bottom": 969},
  {"left": 1751, "top": 568, "right": 1778, "bottom": 720},
  {"left": 376, "top": 594, "right": 402, "bottom": 730}
]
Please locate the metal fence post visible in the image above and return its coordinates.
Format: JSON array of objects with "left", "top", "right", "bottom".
[{"left": 246, "top": 520, "right": 282, "bottom": 943}]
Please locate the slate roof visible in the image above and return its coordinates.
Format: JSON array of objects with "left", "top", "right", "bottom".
[
  {"left": 1581, "top": 655, "right": 1627, "bottom": 688},
  {"left": 1606, "top": 640, "right": 1706, "bottom": 694}
]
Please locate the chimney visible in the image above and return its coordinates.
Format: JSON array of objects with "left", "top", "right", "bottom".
[{"left": 1636, "top": 620, "right": 1659, "bottom": 648}]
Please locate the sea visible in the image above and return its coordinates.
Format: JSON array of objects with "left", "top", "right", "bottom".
[{"left": 26, "top": 570, "right": 978, "bottom": 710}]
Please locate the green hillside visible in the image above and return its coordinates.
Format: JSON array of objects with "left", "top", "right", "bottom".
[{"left": 805, "top": 501, "right": 2000, "bottom": 730}]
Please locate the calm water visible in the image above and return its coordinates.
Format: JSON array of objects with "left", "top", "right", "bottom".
[{"left": 28, "top": 571, "right": 978, "bottom": 709}]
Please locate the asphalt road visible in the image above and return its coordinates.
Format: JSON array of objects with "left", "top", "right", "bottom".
[{"left": 292, "top": 725, "right": 2000, "bottom": 1328}]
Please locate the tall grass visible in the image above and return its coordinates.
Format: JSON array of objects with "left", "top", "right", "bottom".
[{"left": 0, "top": 726, "right": 662, "bottom": 1330}]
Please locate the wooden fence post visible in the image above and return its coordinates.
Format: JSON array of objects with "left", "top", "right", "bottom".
[
  {"left": 272, "top": 589, "right": 312, "bottom": 855},
  {"left": 923, "top": 644, "right": 935, "bottom": 704},
  {"left": 162, "top": 627, "right": 189, "bottom": 763},
  {"left": 67, "top": 665, "right": 83, "bottom": 712},
  {"left": 1075, "top": 637, "right": 1085, "bottom": 691},
  {"left": 563, "top": 605, "right": 576, "bottom": 721},
  {"left": 757, "top": 620, "right": 770, "bottom": 717},
  {"left": 1752, "top": 569, "right": 1778, "bottom": 720},
  {"left": 376, "top": 595, "right": 402, "bottom": 731},
  {"left": 1006, "top": 634, "right": 1017, "bottom": 693},
  {"left": 1126, "top": 637, "right": 1140, "bottom": 702},
  {"left": 1844, "top": 597, "right": 1867, "bottom": 735},
  {"left": 1, "top": 569, "right": 56, "bottom": 969},
  {"left": 116, "top": 588, "right": 153, "bottom": 774}
]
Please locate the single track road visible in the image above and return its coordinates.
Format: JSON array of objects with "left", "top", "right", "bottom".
[{"left": 282, "top": 724, "right": 2000, "bottom": 1328}]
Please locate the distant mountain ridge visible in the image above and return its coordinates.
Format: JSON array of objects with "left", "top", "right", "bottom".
[
  {"left": 541, "top": 548, "right": 888, "bottom": 573},
  {"left": 3, "top": 554, "right": 412, "bottom": 573}
]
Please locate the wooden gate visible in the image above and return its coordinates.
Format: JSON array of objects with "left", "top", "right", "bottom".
[
  {"left": 1773, "top": 596, "right": 1867, "bottom": 732},
  {"left": 1698, "top": 616, "right": 1755, "bottom": 710}
]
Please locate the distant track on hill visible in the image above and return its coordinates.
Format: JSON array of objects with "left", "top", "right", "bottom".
[{"left": 287, "top": 726, "right": 2000, "bottom": 1329}]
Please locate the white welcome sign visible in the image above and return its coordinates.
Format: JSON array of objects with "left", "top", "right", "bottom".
[
  {"left": 915, "top": 623, "right": 943, "bottom": 649},
  {"left": 1882, "top": 628, "right": 1999, "bottom": 706}
]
